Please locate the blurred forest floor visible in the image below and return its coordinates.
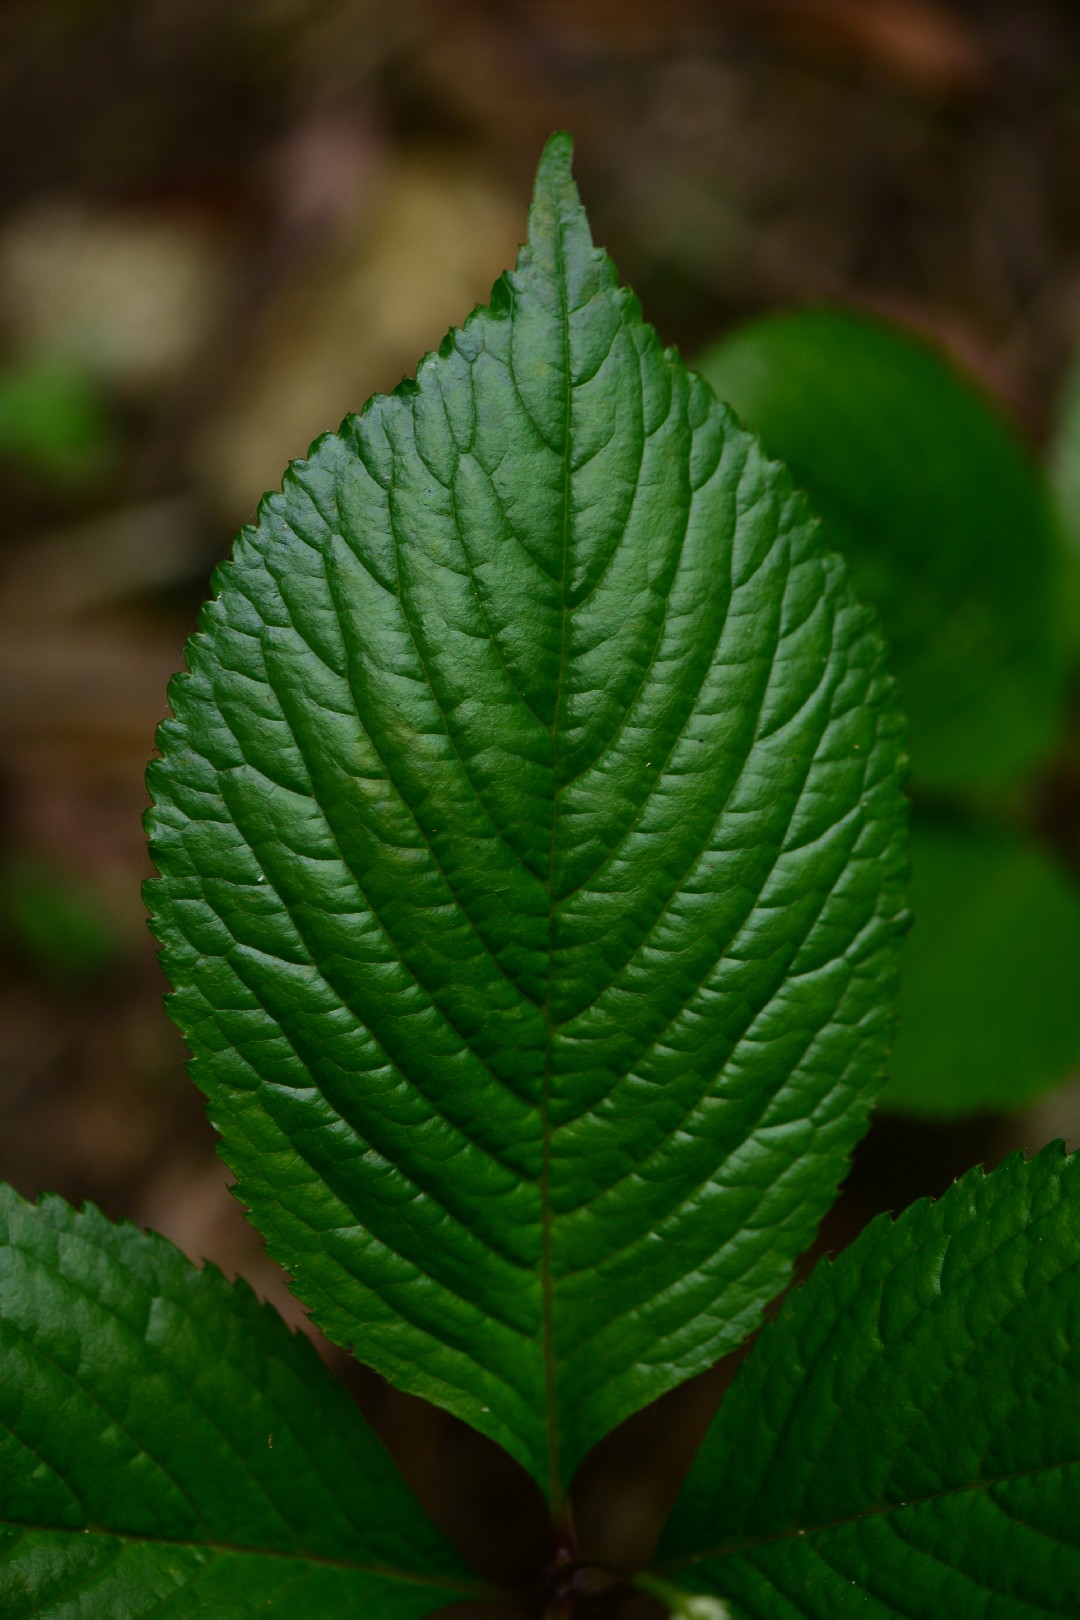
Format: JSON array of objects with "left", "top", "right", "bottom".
[{"left": 3, "top": 0, "right": 1080, "bottom": 1591}]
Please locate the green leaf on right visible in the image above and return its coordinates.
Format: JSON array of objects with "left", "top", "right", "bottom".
[
  {"left": 655, "top": 1144, "right": 1080, "bottom": 1618},
  {"left": 887, "top": 817, "right": 1080, "bottom": 1114},
  {"left": 0, "top": 1186, "right": 485, "bottom": 1619},
  {"left": 697, "top": 308, "right": 1066, "bottom": 792}
]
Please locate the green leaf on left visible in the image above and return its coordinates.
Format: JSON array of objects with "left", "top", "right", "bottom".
[
  {"left": 0, "top": 1186, "right": 487, "bottom": 1619},
  {"left": 146, "top": 134, "right": 908, "bottom": 1499},
  {"left": 656, "top": 1145, "right": 1080, "bottom": 1618}
]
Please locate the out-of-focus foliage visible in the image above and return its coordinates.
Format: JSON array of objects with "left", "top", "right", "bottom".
[
  {"left": 699, "top": 307, "right": 1080, "bottom": 1117},
  {"left": 893, "top": 820, "right": 1080, "bottom": 1114},
  {"left": 0, "top": 854, "right": 118, "bottom": 987},
  {"left": 697, "top": 309, "right": 1065, "bottom": 793},
  {"left": 1048, "top": 357, "right": 1080, "bottom": 654},
  {"left": 0, "top": 356, "right": 115, "bottom": 485}
]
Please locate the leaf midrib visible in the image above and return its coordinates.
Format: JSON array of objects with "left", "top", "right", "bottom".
[
  {"left": 0, "top": 1519, "right": 499, "bottom": 1597},
  {"left": 538, "top": 200, "right": 576, "bottom": 1514},
  {"left": 655, "top": 1452, "right": 1080, "bottom": 1572}
]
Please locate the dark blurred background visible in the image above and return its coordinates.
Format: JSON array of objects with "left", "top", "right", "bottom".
[{"left": 3, "top": 0, "right": 1080, "bottom": 1606}]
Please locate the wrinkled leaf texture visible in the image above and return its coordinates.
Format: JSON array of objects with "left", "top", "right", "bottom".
[
  {"left": 657, "top": 1145, "right": 1080, "bottom": 1618},
  {"left": 146, "top": 135, "right": 908, "bottom": 1499},
  {"left": 0, "top": 1188, "right": 484, "bottom": 1618}
]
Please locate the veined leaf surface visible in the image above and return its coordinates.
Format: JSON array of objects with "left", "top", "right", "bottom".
[
  {"left": 0, "top": 1188, "right": 482, "bottom": 1618},
  {"left": 146, "top": 135, "right": 908, "bottom": 1497},
  {"left": 656, "top": 1146, "right": 1080, "bottom": 1618}
]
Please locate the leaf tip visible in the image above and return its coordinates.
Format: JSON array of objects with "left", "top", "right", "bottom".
[
  {"left": 536, "top": 128, "right": 575, "bottom": 180},
  {"left": 529, "top": 130, "right": 581, "bottom": 230}
]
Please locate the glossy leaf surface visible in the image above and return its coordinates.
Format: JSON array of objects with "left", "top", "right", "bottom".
[
  {"left": 0, "top": 1187, "right": 480, "bottom": 1618},
  {"left": 656, "top": 1146, "right": 1080, "bottom": 1618},
  {"left": 888, "top": 817, "right": 1080, "bottom": 1114},
  {"left": 146, "top": 136, "right": 908, "bottom": 1496},
  {"left": 698, "top": 309, "right": 1065, "bottom": 791}
]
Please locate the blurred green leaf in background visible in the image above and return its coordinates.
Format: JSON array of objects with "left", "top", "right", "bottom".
[
  {"left": 0, "top": 853, "right": 119, "bottom": 988},
  {"left": 1047, "top": 348, "right": 1080, "bottom": 656},
  {"left": 0, "top": 354, "right": 116, "bottom": 487},
  {"left": 698, "top": 309, "right": 1066, "bottom": 793},
  {"left": 895, "top": 819, "right": 1080, "bottom": 1113},
  {"left": 698, "top": 307, "right": 1080, "bottom": 1117}
]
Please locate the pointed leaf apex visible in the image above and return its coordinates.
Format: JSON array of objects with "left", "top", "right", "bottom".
[
  {"left": 521, "top": 132, "right": 596, "bottom": 293},
  {"left": 529, "top": 131, "right": 581, "bottom": 226},
  {"left": 535, "top": 130, "right": 575, "bottom": 185}
]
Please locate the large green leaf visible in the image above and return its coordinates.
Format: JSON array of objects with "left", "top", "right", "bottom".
[
  {"left": 146, "top": 135, "right": 908, "bottom": 1498},
  {"left": 697, "top": 309, "right": 1065, "bottom": 791},
  {"left": 887, "top": 816, "right": 1080, "bottom": 1114},
  {"left": 655, "top": 1146, "right": 1080, "bottom": 1618},
  {"left": 0, "top": 1187, "right": 485, "bottom": 1618}
]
